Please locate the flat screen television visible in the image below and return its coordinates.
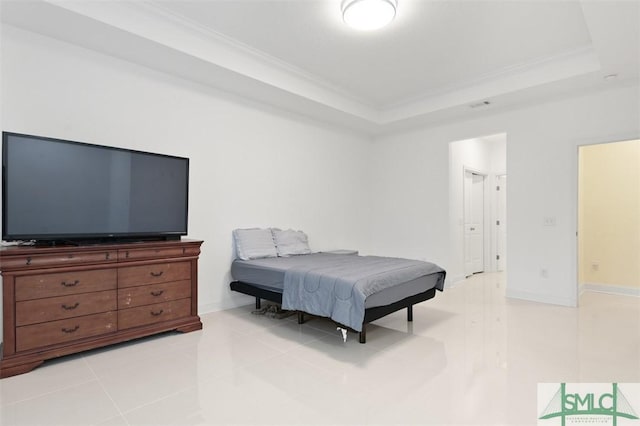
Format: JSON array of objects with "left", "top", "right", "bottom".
[{"left": 2, "top": 132, "right": 189, "bottom": 244}]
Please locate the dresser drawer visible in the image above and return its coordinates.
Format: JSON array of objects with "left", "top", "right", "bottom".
[
  {"left": 16, "top": 311, "right": 117, "bottom": 352},
  {"left": 118, "top": 298, "right": 191, "bottom": 330},
  {"left": 16, "top": 290, "right": 117, "bottom": 326},
  {"left": 118, "top": 262, "right": 191, "bottom": 288},
  {"left": 118, "top": 280, "right": 191, "bottom": 309},
  {"left": 15, "top": 269, "right": 117, "bottom": 301},
  {"left": 119, "top": 246, "right": 200, "bottom": 261},
  {"left": 1, "top": 250, "right": 117, "bottom": 270}
]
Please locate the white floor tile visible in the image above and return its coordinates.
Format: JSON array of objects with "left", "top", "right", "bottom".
[
  {"left": 0, "top": 380, "right": 120, "bottom": 425},
  {"left": 95, "top": 349, "right": 202, "bottom": 413},
  {"left": 1, "top": 272, "right": 638, "bottom": 425},
  {"left": 0, "top": 354, "right": 96, "bottom": 406}
]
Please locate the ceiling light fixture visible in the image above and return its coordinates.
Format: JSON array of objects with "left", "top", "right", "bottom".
[{"left": 342, "top": 0, "right": 397, "bottom": 31}]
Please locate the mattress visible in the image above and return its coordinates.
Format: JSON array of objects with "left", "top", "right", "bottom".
[{"left": 231, "top": 253, "right": 442, "bottom": 309}]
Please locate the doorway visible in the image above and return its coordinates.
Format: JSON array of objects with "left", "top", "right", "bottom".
[
  {"left": 578, "top": 139, "right": 640, "bottom": 297},
  {"left": 448, "top": 133, "right": 507, "bottom": 283},
  {"left": 464, "top": 170, "right": 485, "bottom": 276}
]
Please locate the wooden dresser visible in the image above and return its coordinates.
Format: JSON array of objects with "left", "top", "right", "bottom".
[{"left": 0, "top": 239, "right": 203, "bottom": 378}]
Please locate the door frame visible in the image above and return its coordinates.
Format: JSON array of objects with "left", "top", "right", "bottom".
[{"left": 495, "top": 174, "right": 507, "bottom": 272}]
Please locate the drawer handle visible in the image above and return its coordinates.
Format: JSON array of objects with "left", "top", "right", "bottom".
[
  {"left": 61, "top": 325, "right": 79, "bottom": 334},
  {"left": 61, "top": 302, "right": 80, "bottom": 310},
  {"left": 61, "top": 280, "right": 79, "bottom": 287},
  {"left": 150, "top": 271, "right": 164, "bottom": 278},
  {"left": 150, "top": 290, "right": 164, "bottom": 297},
  {"left": 151, "top": 309, "right": 164, "bottom": 317}
]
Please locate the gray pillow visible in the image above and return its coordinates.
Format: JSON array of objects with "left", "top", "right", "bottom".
[
  {"left": 273, "top": 229, "right": 312, "bottom": 257},
  {"left": 233, "top": 228, "right": 278, "bottom": 260}
]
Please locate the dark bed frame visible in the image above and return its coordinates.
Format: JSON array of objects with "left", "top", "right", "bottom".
[{"left": 230, "top": 281, "right": 438, "bottom": 343}]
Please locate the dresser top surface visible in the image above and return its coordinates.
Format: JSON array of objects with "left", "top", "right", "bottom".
[{"left": 0, "top": 239, "right": 203, "bottom": 259}]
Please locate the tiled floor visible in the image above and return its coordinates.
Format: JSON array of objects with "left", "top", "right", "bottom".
[{"left": 1, "top": 272, "right": 638, "bottom": 425}]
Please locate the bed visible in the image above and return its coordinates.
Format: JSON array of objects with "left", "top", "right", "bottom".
[{"left": 229, "top": 229, "right": 446, "bottom": 343}]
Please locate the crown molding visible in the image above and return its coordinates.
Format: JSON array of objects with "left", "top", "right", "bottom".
[
  {"left": 141, "top": 1, "right": 370, "bottom": 105},
  {"left": 46, "top": 0, "right": 600, "bottom": 125},
  {"left": 381, "top": 46, "right": 600, "bottom": 123},
  {"left": 43, "top": 0, "right": 380, "bottom": 123},
  {"left": 4, "top": 0, "right": 632, "bottom": 134}
]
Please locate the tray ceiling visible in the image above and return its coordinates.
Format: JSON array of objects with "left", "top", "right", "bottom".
[{"left": 2, "top": 0, "right": 638, "bottom": 134}]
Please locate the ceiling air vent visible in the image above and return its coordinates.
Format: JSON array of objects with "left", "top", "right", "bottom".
[{"left": 469, "top": 100, "right": 491, "bottom": 109}]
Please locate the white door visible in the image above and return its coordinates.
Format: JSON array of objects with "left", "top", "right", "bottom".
[
  {"left": 464, "top": 171, "right": 485, "bottom": 276},
  {"left": 496, "top": 175, "right": 507, "bottom": 271}
]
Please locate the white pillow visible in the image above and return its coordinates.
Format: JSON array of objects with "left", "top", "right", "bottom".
[
  {"left": 273, "top": 229, "right": 312, "bottom": 257},
  {"left": 233, "top": 228, "right": 278, "bottom": 260}
]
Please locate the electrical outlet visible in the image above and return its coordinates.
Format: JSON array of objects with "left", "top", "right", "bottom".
[
  {"left": 543, "top": 216, "right": 556, "bottom": 226},
  {"left": 540, "top": 268, "right": 549, "bottom": 279},
  {"left": 591, "top": 262, "right": 599, "bottom": 272}
]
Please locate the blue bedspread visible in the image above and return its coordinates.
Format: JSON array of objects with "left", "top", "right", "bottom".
[{"left": 281, "top": 254, "right": 445, "bottom": 331}]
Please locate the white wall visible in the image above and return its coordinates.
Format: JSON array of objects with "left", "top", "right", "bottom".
[
  {"left": 1, "top": 23, "right": 639, "bottom": 349},
  {"left": 370, "top": 86, "right": 640, "bottom": 306},
  {"left": 0, "top": 26, "right": 372, "bottom": 321}
]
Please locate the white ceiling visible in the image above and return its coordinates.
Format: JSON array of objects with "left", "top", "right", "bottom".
[
  {"left": 155, "top": 0, "right": 594, "bottom": 107},
  {"left": 2, "top": 0, "right": 639, "bottom": 135}
]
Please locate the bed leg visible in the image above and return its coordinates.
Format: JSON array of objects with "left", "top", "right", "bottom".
[
  {"left": 297, "top": 311, "right": 305, "bottom": 324},
  {"left": 359, "top": 325, "right": 366, "bottom": 344},
  {"left": 255, "top": 298, "right": 261, "bottom": 309},
  {"left": 407, "top": 305, "right": 413, "bottom": 322}
]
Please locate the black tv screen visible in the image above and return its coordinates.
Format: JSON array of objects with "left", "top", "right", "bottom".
[{"left": 2, "top": 132, "right": 189, "bottom": 243}]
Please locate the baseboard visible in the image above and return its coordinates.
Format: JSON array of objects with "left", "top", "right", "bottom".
[
  {"left": 506, "top": 288, "right": 576, "bottom": 307},
  {"left": 579, "top": 282, "right": 640, "bottom": 297},
  {"left": 447, "top": 274, "right": 466, "bottom": 288},
  {"left": 198, "top": 293, "right": 255, "bottom": 315}
]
